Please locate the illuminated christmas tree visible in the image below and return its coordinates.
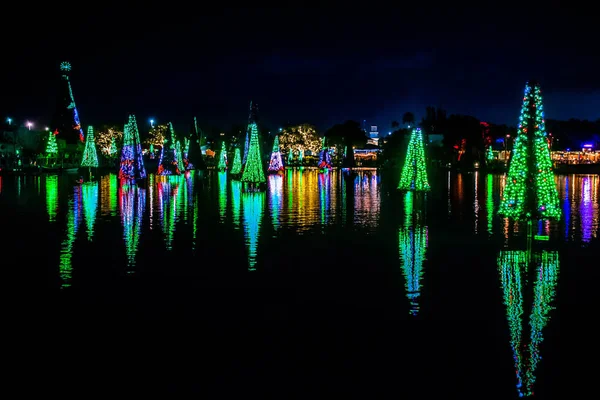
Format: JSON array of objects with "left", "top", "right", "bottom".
[
  {"left": 231, "top": 147, "right": 242, "bottom": 175},
  {"left": 175, "top": 140, "right": 183, "bottom": 171},
  {"left": 109, "top": 137, "right": 117, "bottom": 157},
  {"left": 268, "top": 135, "right": 284, "bottom": 173},
  {"left": 498, "top": 81, "right": 560, "bottom": 220},
  {"left": 241, "top": 123, "right": 266, "bottom": 186},
  {"left": 50, "top": 61, "right": 85, "bottom": 144},
  {"left": 217, "top": 141, "right": 228, "bottom": 171},
  {"left": 398, "top": 128, "right": 430, "bottom": 191},
  {"left": 486, "top": 146, "right": 494, "bottom": 163},
  {"left": 157, "top": 122, "right": 180, "bottom": 175},
  {"left": 287, "top": 149, "right": 293, "bottom": 165},
  {"left": 299, "top": 149, "right": 304, "bottom": 164},
  {"left": 242, "top": 101, "right": 259, "bottom": 166},
  {"left": 186, "top": 117, "right": 206, "bottom": 171},
  {"left": 318, "top": 137, "right": 331, "bottom": 169},
  {"left": 81, "top": 126, "right": 98, "bottom": 168},
  {"left": 119, "top": 115, "right": 147, "bottom": 181},
  {"left": 46, "top": 131, "right": 58, "bottom": 154}
]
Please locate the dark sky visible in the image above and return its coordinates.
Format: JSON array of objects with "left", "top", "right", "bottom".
[{"left": 3, "top": 3, "right": 599, "bottom": 134}]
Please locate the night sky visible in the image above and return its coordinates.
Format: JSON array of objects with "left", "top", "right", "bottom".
[{"left": 3, "top": 3, "right": 598, "bottom": 133}]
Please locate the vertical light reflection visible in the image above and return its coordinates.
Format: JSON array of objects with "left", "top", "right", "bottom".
[
  {"left": 46, "top": 175, "right": 59, "bottom": 222},
  {"left": 497, "top": 250, "right": 559, "bottom": 397},
  {"left": 231, "top": 180, "right": 242, "bottom": 229},
  {"left": 157, "top": 176, "right": 182, "bottom": 251},
  {"left": 82, "top": 181, "right": 99, "bottom": 241},
  {"left": 447, "top": 170, "right": 451, "bottom": 216},
  {"left": 59, "top": 185, "right": 83, "bottom": 288},
  {"left": 354, "top": 170, "right": 380, "bottom": 227},
  {"left": 268, "top": 174, "right": 283, "bottom": 232},
  {"left": 562, "top": 175, "right": 570, "bottom": 240},
  {"left": 242, "top": 192, "right": 265, "bottom": 271},
  {"left": 218, "top": 171, "right": 227, "bottom": 222},
  {"left": 148, "top": 174, "right": 154, "bottom": 229},
  {"left": 286, "top": 169, "right": 293, "bottom": 214},
  {"left": 318, "top": 171, "right": 330, "bottom": 227},
  {"left": 474, "top": 171, "right": 479, "bottom": 234},
  {"left": 398, "top": 191, "right": 428, "bottom": 316},
  {"left": 486, "top": 174, "right": 494, "bottom": 235},
  {"left": 580, "top": 176, "right": 593, "bottom": 242}
]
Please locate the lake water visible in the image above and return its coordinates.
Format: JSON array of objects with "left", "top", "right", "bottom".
[{"left": 3, "top": 169, "right": 598, "bottom": 398}]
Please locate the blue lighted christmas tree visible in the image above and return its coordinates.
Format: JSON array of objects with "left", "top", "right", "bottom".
[
  {"left": 119, "top": 115, "right": 146, "bottom": 181},
  {"left": 318, "top": 137, "right": 331, "bottom": 169}
]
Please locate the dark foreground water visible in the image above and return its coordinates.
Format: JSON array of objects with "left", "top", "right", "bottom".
[{"left": 2, "top": 169, "right": 599, "bottom": 398}]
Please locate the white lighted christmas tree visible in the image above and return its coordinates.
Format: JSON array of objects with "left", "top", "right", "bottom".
[{"left": 81, "top": 126, "right": 98, "bottom": 168}]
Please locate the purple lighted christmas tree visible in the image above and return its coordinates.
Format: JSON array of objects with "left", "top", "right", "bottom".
[{"left": 268, "top": 136, "right": 284, "bottom": 173}]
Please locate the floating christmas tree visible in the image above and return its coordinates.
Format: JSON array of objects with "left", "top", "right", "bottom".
[
  {"left": 231, "top": 147, "right": 242, "bottom": 176},
  {"left": 50, "top": 61, "right": 85, "bottom": 144},
  {"left": 157, "top": 122, "right": 180, "bottom": 175},
  {"left": 217, "top": 141, "right": 228, "bottom": 171},
  {"left": 242, "top": 101, "right": 259, "bottom": 166},
  {"left": 287, "top": 149, "right": 293, "bottom": 166},
  {"left": 119, "top": 115, "right": 147, "bottom": 181},
  {"left": 268, "top": 135, "right": 284, "bottom": 173},
  {"left": 46, "top": 130, "right": 58, "bottom": 154},
  {"left": 175, "top": 140, "right": 183, "bottom": 171},
  {"left": 186, "top": 117, "right": 206, "bottom": 171},
  {"left": 318, "top": 137, "right": 332, "bottom": 169},
  {"left": 299, "top": 149, "right": 304, "bottom": 164},
  {"left": 498, "top": 81, "right": 560, "bottom": 220},
  {"left": 397, "top": 128, "right": 430, "bottom": 192},
  {"left": 241, "top": 122, "right": 266, "bottom": 186},
  {"left": 81, "top": 126, "right": 98, "bottom": 168}
]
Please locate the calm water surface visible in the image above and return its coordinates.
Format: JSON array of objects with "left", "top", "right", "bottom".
[{"left": 3, "top": 169, "right": 598, "bottom": 398}]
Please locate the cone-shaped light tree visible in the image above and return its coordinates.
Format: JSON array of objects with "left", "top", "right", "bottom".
[
  {"left": 119, "top": 115, "right": 147, "bottom": 180},
  {"left": 231, "top": 147, "right": 242, "bottom": 175},
  {"left": 217, "top": 141, "right": 228, "bottom": 171},
  {"left": 46, "top": 131, "right": 58, "bottom": 154},
  {"left": 498, "top": 81, "right": 560, "bottom": 220},
  {"left": 398, "top": 128, "right": 430, "bottom": 192},
  {"left": 157, "top": 122, "right": 180, "bottom": 175},
  {"left": 268, "top": 136, "right": 284, "bottom": 173},
  {"left": 318, "top": 136, "right": 331, "bottom": 169},
  {"left": 287, "top": 149, "right": 293, "bottom": 165},
  {"left": 241, "top": 123, "right": 266, "bottom": 185},
  {"left": 242, "top": 101, "right": 259, "bottom": 166},
  {"left": 486, "top": 146, "right": 494, "bottom": 163},
  {"left": 109, "top": 137, "right": 117, "bottom": 157},
  {"left": 186, "top": 116, "right": 206, "bottom": 171},
  {"left": 81, "top": 126, "right": 99, "bottom": 168}
]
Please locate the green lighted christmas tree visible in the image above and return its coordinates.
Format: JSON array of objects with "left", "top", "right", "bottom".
[
  {"left": 486, "top": 146, "right": 494, "bottom": 163},
  {"left": 231, "top": 147, "right": 242, "bottom": 175},
  {"left": 287, "top": 149, "right": 293, "bottom": 165},
  {"left": 241, "top": 122, "right": 266, "bottom": 185},
  {"left": 81, "top": 126, "right": 99, "bottom": 167},
  {"left": 109, "top": 137, "right": 117, "bottom": 157},
  {"left": 217, "top": 141, "right": 227, "bottom": 171},
  {"left": 398, "top": 128, "right": 430, "bottom": 191},
  {"left": 498, "top": 81, "right": 560, "bottom": 220},
  {"left": 46, "top": 131, "right": 58, "bottom": 154}
]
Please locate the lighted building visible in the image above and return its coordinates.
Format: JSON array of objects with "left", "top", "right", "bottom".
[{"left": 368, "top": 125, "right": 379, "bottom": 146}]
